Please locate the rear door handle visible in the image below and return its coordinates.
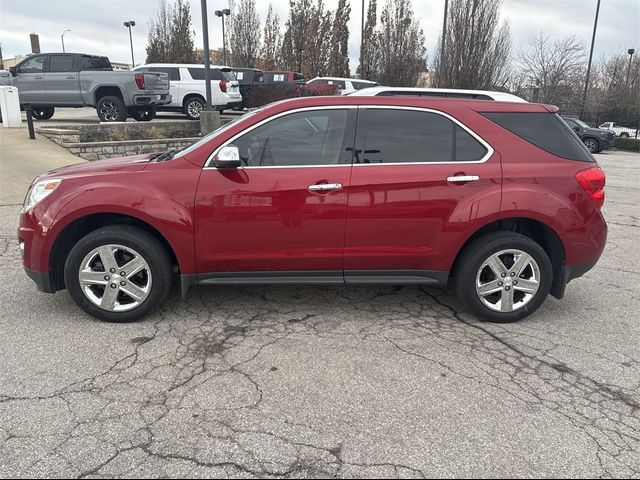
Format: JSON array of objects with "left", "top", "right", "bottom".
[
  {"left": 34, "top": 75, "right": 43, "bottom": 79},
  {"left": 66, "top": 75, "right": 76, "bottom": 79},
  {"left": 308, "top": 183, "right": 343, "bottom": 192},
  {"left": 447, "top": 175, "right": 480, "bottom": 183}
]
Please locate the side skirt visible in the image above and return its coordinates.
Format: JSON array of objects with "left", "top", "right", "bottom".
[{"left": 180, "top": 270, "right": 449, "bottom": 299}]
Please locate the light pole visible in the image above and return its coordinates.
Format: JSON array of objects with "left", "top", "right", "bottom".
[
  {"left": 438, "top": 0, "right": 449, "bottom": 88},
  {"left": 61, "top": 29, "right": 71, "bottom": 53},
  {"left": 627, "top": 48, "right": 636, "bottom": 87},
  {"left": 580, "top": 0, "right": 601, "bottom": 120},
  {"left": 123, "top": 21, "right": 136, "bottom": 67},
  {"left": 214, "top": 8, "right": 230, "bottom": 66},
  {"left": 201, "top": 0, "right": 213, "bottom": 110}
]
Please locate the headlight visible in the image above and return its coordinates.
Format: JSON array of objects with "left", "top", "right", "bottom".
[{"left": 22, "top": 179, "right": 62, "bottom": 212}]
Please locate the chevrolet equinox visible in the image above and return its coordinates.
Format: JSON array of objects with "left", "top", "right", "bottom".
[{"left": 19, "top": 96, "right": 607, "bottom": 323}]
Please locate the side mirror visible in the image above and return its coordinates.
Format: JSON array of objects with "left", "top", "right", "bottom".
[
  {"left": 572, "top": 126, "right": 580, "bottom": 132},
  {"left": 9, "top": 66, "right": 16, "bottom": 77},
  {"left": 213, "top": 145, "right": 241, "bottom": 168}
]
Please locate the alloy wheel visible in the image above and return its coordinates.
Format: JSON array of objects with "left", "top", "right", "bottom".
[
  {"left": 188, "top": 101, "right": 203, "bottom": 119},
  {"left": 475, "top": 249, "right": 541, "bottom": 313},
  {"left": 99, "top": 101, "right": 120, "bottom": 121},
  {"left": 78, "top": 244, "right": 152, "bottom": 312}
]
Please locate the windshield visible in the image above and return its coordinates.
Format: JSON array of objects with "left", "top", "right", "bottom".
[
  {"left": 572, "top": 118, "right": 590, "bottom": 129},
  {"left": 174, "top": 108, "right": 263, "bottom": 159}
]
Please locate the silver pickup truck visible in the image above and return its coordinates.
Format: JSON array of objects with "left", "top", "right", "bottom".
[{"left": 1, "top": 53, "right": 171, "bottom": 122}]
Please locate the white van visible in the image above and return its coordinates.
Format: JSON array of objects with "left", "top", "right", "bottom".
[{"left": 133, "top": 63, "right": 242, "bottom": 119}]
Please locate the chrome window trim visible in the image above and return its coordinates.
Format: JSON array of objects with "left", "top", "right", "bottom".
[{"left": 203, "top": 105, "right": 494, "bottom": 170}]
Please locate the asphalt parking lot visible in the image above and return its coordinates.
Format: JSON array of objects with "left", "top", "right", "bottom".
[{"left": 0, "top": 149, "right": 639, "bottom": 477}]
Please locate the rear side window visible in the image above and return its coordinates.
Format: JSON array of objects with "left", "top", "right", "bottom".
[
  {"left": 147, "top": 67, "right": 180, "bottom": 81},
  {"left": 361, "top": 109, "right": 487, "bottom": 164},
  {"left": 79, "top": 56, "right": 111, "bottom": 71},
  {"left": 189, "top": 68, "right": 234, "bottom": 81},
  {"left": 482, "top": 112, "right": 594, "bottom": 162},
  {"left": 49, "top": 55, "right": 74, "bottom": 72}
]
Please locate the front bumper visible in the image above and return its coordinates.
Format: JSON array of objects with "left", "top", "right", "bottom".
[{"left": 25, "top": 267, "right": 55, "bottom": 293}]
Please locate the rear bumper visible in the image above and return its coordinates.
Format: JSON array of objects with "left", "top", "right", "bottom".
[{"left": 133, "top": 94, "right": 172, "bottom": 106}]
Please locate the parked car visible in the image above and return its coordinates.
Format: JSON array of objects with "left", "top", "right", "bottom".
[
  {"left": 232, "top": 67, "right": 263, "bottom": 110},
  {"left": 562, "top": 117, "right": 614, "bottom": 153},
  {"left": 349, "top": 86, "right": 527, "bottom": 102},
  {"left": 1, "top": 53, "right": 171, "bottom": 121},
  {"left": 133, "top": 64, "right": 242, "bottom": 120},
  {"left": 19, "top": 96, "right": 607, "bottom": 324},
  {"left": 307, "top": 77, "right": 378, "bottom": 95},
  {"left": 262, "top": 70, "right": 305, "bottom": 84},
  {"left": 598, "top": 121, "right": 638, "bottom": 138}
]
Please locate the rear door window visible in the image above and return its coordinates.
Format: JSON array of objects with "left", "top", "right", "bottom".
[
  {"left": 48, "top": 55, "right": 75, "bottom": 72},
  {"left": 360, "top": 108, "right": 488, "bottom": 164},
  {"left": 482, "top": 112, "right": 594, "bottom": 162}
]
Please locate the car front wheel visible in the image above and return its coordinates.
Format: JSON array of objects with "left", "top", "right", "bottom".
[
  {"left": 454, "top": 232, "right": 552, "bottom": 323},
  {"left": 64, "top": 226, "right": 172, "bottom": 322},
  {"left": 30, "top": 106, "right": 55, "bottom": 120}
]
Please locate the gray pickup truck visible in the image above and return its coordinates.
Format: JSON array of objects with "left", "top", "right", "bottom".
[{"left": 1, "top": 53, "right": 171, "bottom": 122}]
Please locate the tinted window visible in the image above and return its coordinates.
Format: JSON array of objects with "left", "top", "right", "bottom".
[
  {"left": 79, "top": 56, "right": 111, "bottom": 71},
  {"left": 361, "top": 109, "right": 487, "bottom": 164},
  {"left": 189, "top": 68, "right": 233, "bottom": 81},
  {"left": 327, "top": 79, "right": 346, "bottom": 89},
  {"left": 482, "top": 112, "right": 594, "bottom": 162},
  {"left": 147, "top": 67, "right": 180, "bottom": 81},
  {"left": 293, "top": 73, "right": 305, "bottom": 81},
  {"left": 48, "top": 55, "right": 74, "bottom": 72},
  {"left": 309, "top": 79, "right": 328, "bottom": 85},
  {"left": 19, "top": 56, "right": 45, "bottom": 73},
  {"left": 234, "top": 109, "right": 349, "bottom": 166},
  {"left": 352, "top": 81, "right": 376, "bottom": 90}
]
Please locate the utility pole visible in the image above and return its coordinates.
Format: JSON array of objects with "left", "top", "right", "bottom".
[
  {"left": 123, "top": 21, "right": 136, "bottom": 67},
  {"left": 438, "top": 0, "right": 449, "bottom": 88},
  {"left": 360, "top": 0, "right": 365, "bottom": 77},
  {"left": 61, "top": 30, "right": 71, "bottom": 53},
  {"left": 580, "top": 0, "right": 601, "bottom": 120},
  {"left": 201, "top": 0, "right": 213, "bottom": 110}
]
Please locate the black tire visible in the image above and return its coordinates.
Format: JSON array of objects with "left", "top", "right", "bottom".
[
  {"left": 183, "top": 96, "right": 205, "bottom": 120},
  {"left": 620, "top": 132, "right": 629, "bottom": 138},
  {"left": 583, "top": 137, "right": 600, "bottom": 153},
  {"left": 129, "top": 105, "right": 156, "bottom": 121},
  {"left": 64, "top": 225, "right": 172, "bottom": 322},
  {"left": 96, "top": 95, "right": 128, "bottom": 122},
  {"left": 31, "top": 106, "right": 55, "bottom": 120},
  {"left": 453, "top": 232, "right": 553, "bottom": 323}
]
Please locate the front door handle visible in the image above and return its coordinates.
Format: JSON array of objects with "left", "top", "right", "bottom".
[
  {"left": 447, "top": 175, "right": 480, "bottom": 183},
  {"left": 308, "top": 183, "right": 343, "bottom": 192},
  {"left": 66, "top": 75, "right": 76, "bottom": 79},
  {"left": 34, "top": 75, "right": 43, "bottom": 79}
]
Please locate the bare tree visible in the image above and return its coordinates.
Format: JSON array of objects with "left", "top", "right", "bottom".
[
  {"left": 328, "top": 0, "right": 351, "bottom": 77},
  {"left": 517, "top": 33, "right": 585, "bottom": 107},
  {"left": 357, "top": 0, "right": 378, "bottom": 80},
  {"left": 146, "top": 0, "right": 196, "bottom": 63},
  {"left": 258, "top": 3, "right": 282, "bottom": 70},
  {"left": 228, "top": 0, "right": 261, "bottom": 67},
  {"left": 375, "top": 0, "right": 427, "bottom": 86},
  {"left": 433, "top": 0, "right": 511, "bottom": 90}
]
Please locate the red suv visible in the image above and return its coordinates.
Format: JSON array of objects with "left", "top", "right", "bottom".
[{"left": 18, "top": 96, "right": 607, "bottom": 323}]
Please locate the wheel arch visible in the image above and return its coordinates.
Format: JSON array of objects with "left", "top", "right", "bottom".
[
  {"left": 94, "top": 86, "right": 124, "bottom": 104},
  {"left": 451, "top": 217, "right": 567, "bottom": 299},
  {"left": 182, "top": 93, "right": 206, "bottom": 108},
  {"left": 49, "top": 212, "right": 179, "bottom": 292}
]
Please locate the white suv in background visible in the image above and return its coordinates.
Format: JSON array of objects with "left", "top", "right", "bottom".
[
  {"left": 306, "top": 77, "right": 378, "bottom": 95},
  {"left": 348, "top": 86, "right": 527, "bottom": 102},
  {"left": 133, "top": 64, "right": 242, "bottom": 119}
]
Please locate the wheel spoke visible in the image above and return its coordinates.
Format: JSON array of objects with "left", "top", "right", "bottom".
[
  {"left": 120, "top": 282, "right": 147, "bottom": 302},
  {"left": 101, "top": 285, "right": 119, "bottom": 310},
  {"left": 79, "top": 270, "right": 108, "bottom": 285},
  {"left": 477, "top": 279, "right": 502, "bottom": 296},
  {"left": 121, "top": 256, "right": 146, "bottom": 277},
  {"left": 514, "top": 278, "right": 538, "bottom": 294},
  {"left": 500, "top": 288, "right": 515, "bottom": 312},
  {"left": 97, "top": 245, "right": 118, "bottom": 271},
  {"left": 487, "top": 255, "right": 507, "bottom": 277},
  {"left": 510, "top": 252, "right": 532, "bottom": 276}
]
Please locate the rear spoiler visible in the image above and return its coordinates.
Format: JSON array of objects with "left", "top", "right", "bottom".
[{"left": 541, "top": 104, "right": 560, "bottom": 113}]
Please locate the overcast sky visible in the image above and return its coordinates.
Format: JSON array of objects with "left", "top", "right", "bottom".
[{"left": 1, "top": 0, "right": 638, "bottom": 70}]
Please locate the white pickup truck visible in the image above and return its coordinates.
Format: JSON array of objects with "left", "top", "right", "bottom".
[{"left": 598, "top": 121, "right": 638, "bottom": 138}]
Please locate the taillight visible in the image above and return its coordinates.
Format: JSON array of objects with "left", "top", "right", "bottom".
[
  {"left": 219, "top": 80, "right": 227, "bottom": 93},
  {"left": 135, "top": 73, "right": 145, "bottom": 90},
  {"left": 576, "top": 167, "right": 605, "bottom": 209}
]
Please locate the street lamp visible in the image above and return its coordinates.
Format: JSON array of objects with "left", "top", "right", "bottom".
[
  {"left": 61, "top": 29, "right": 71, "bottom": 53},
  {"left": 123, "top": 21, "right": 136, "bottom": 68},
  {"left": 438, "top": 0, "right": 449, "bottom": 88},
  {"left": 628, "top": 48, "right": 636, "bottom": 87},
  {"left": 214, "top": 8, "right": 231, "bottom": 66},
  {"left": 580, "top": 0, "right": 601, "bottom": 120}
]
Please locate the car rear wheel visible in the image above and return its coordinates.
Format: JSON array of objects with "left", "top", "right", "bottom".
[
  {"left": 129, "top": 105, "right": 156, "bottom": 121},
  {"left": 64, "top": 226, "right": 172, "bottom": 322},
  {"left": 183, "top": 97, "right": 205, "bottom": 120},
  {"left": 583, "top": 137, "right": 600, "bottom": 153},
  {"left": 454, "top": 232, "right": 552, "bottom": 323},
  {"left": 96, "top": 96, "right": 128, "bottom": 122},
  {"left": 30, "top": 106, "right": 55, "bottom": 120},
  {"left": 620, "top": 132, "right": 629, "bottom": 138}
]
